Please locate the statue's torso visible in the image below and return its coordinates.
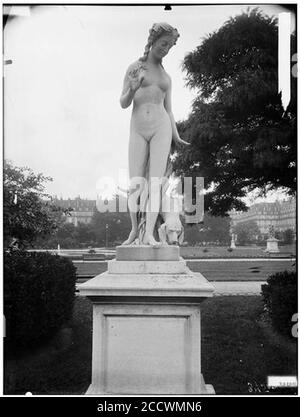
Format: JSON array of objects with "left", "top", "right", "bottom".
[{"left": 131, "top": 62, "right": 171, "bottom": 136}]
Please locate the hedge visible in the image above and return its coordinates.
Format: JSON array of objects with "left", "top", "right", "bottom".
[
  {"left": 261, "top": 270, "right": 297, "bottom": 338},
  {"left": 4, "top": 251, "right": 77, "bottom": 349}
]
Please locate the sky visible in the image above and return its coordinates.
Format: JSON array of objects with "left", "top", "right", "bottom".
[{"left": 3, "top": 4, "right": 295, "bottom": 204}]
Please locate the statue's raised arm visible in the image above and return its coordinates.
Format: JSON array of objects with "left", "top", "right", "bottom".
[{"left": 120, "top": 61, "right": 146, "bottom": 109}]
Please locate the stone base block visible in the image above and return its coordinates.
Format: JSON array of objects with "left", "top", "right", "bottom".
[
  {"left": 108, "top": 258, "right": 187, "bottom": 274},
  {"left": 78, "top": 269, "right": 214, "bottom": 299},
  {"left": 84, "top": 302, "right": 214, "bottom": 395},
  {"left": 78, "top": 246, "right": 215, "bottom": 396},
  {"left": 116, "top": 245, "right": 180, "bottom": 261},
  {"left": 265, "top": 238, "right": 280, "bottom": 253},
  {"left": 85, "top": 374, "right": 215, "bottom": 395}
]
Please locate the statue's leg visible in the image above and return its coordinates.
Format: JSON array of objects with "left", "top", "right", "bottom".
[
  {"left": 122, "top": 130, "right": 149, "bottom": 245},
  {"left": 144, "top": 121, "right": 172, "bottom": 246}
]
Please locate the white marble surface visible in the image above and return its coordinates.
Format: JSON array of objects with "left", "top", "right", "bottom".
[
  {"left": 87, "top": 303, "right": 214, "bottom": 395},
  {"left": 116, "top": 244, "right": 180, "bottom": 261},
  {"left": 78, "top": 268, "right": 214, "bottom": 298},
  {"left": 108, "top": 258, "right": 187, "bottom": 274},
  {"left": 78, "top": 248, "right": 215, "bottom": 395},
  {"left": 265, "top": 238, "right": 280, "bottom": 253}
]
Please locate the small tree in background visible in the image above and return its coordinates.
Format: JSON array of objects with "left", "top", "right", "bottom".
[
  {"left": 234, "top": 220, "right": 261, "bottom": 245},
  {"left": 3, "top": 160, "right": 65, "bottom": 248},
  {"left": 91, "top": 204, "right": 131, "bottom": 246},
  {"left": 74, "top": 222, "right": 97, "bottom": 246},
  {"left": 183, "top": 224, "right": 202, "bottom": 246},
  {"left": 282, "top": 228, "right": 295, "bottom": 245},
  {"left": 198, "top": 213, "right": 231, "bottom": 245}
]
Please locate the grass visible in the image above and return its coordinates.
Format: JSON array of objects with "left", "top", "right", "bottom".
[
  {"left": 4, "top": 296, "right": 297, "bottom": 395},
  {"left": 180, "top": 244, "right": 296, "bottom": 259},
  {"left": 75, "top": 259, "right": 296, "bottom": 283},
  {"left": 201, "top": 296, "right": 297, "bottom": 394},
  {"left": 50, "top": 244, "right": 296, "bottom": 261}
]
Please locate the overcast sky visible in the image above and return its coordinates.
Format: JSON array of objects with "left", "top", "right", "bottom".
[{"left": 4, "top": 4, "right": 294, "bottom": 203}]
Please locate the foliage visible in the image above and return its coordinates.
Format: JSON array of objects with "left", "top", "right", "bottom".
[
  {"left": 174, "top": 7, "right": 296, "bottom": 216},
  {"left": 199, "top": 213, "right": 231, "bottom": 244},
  {"left": 4, "top": 251, "right": 77, "bottom": 349},
  {"left": 91, "top": 209, "right": 131, "bottom": 246},
  {"left": 261, "top": 270, "right": 297, "bottom": 338},
  {"left": 33, "top": 221, "right": 99, "bottom": 249},
  {"left": 282, "top": 228, "right": 295, "bottom": 245},
  {"left": 35, "top": 195, "right": 132, "bottom": 248},
  {"left": 233, "top": 220, "right": 261, "bottom": 245},
  {"left": 184, "top": 213, "right": 230, "bottom": 245},
  {"left": 3, "top": 160, "right": 66, "bottom": 248}
]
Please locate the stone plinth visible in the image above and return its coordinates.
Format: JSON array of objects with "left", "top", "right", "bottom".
[
  {"left": 265, "top": 237, "right": 280, "bottom": 253},
  {"left": 108, "top": 258, "right": 187, "bottom": 274},
  {"left": 230, "top": 236, "right": 236, "bottom": 249},
  {"left": 116, "top": 244, "right": 179, "bottom": 261},
  {"left": 78, "top": 246, "right": 215, "bottom": 395}
]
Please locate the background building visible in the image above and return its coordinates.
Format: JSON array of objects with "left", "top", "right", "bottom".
[
  {"left": 53, "top": 197, "right": 96, "bottom": 226},
  {"left": 229, "top": 198, "right": 296, "bottom": 237}
]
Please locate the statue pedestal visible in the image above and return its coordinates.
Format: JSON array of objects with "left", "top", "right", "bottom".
[
  {"left": 265, "top": 237, "right": 280, "bottom": 253},
  {"left": 78, "top": 245, "right": 215, "bottom": 395},
  {"left": 230, "top": 240, "right": 236, "bottom": 249}
]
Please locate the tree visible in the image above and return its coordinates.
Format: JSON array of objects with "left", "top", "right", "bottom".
[
  {"left": 74, "top": 223, "right": 96, "bottom": 246},
  {"left": 282, "top": 228, "right": 295, "bottom": 245},
  {"left": 183, "top": 224, "right": 202, "bottom": 246},
  {"left": 233, "top": 220, "right": 261, "bottom": 245},
  {"left": 198, "top": 213, "right": 231, "bottom": 244},
  {"left": 3, "top": 160, "right": 63, "bottom": 248},
  {"left": 174, "top": 7, "right": 296, "bottom": 216},
  {"left": 183, "top": 213, "right": 230, "bottom": 245},
  {"left": 91, "top": 207, "right": 131, "bottom": 247}
]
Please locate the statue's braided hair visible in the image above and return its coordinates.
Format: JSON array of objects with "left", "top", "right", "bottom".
[{"left": 139, "top": 22, "right": 180, "bottom": 63}]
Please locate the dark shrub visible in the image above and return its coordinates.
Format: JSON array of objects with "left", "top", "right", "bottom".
[
  {"left": 4, "top": 251, "right": 77, "bottom": 349},
  {"left": 261, "top": 270, "right": 297, "bottom": 338}
]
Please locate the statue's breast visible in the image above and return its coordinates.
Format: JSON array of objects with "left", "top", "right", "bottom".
[{"left": 141, "top": 69, "right": 170, "bottom": 92}]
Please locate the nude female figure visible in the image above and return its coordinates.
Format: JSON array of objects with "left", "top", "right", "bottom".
[{"left": 120, "top": 23, "right": 189, "bottom": 246}]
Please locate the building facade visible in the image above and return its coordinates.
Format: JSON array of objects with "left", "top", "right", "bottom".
[
  {"left": 229, "top": 198, "right": 296, "bottom": 236},
  {"left": 53, "top": 197, "right": 96, "bottom": 226}
]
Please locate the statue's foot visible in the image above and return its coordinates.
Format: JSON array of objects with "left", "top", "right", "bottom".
[
  {"left": 122, "top": 230, "right": 138, "bottom": 245},
  {"left": 144, "top": 234, "right": 162, "bottom": 247}
]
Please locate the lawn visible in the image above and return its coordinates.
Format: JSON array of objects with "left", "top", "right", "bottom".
[
  {"left": 4, "top": 296, "right": 297, "bottom": 395},
  {"left": 180, "top": 244, "right": 296, "bottom": 259},
  {"left": 75, "top": 259, "right": 296, "bottom": 283},
  {"left": 43, "top": 244, "right": 296, "bottom": 261}
]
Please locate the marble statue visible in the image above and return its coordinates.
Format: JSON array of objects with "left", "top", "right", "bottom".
[
  {"left": 268, "top": 225, "right": 276, "bottom": 238},
  {"left": 120, "top": 22, "right": 189, "bottom": 246}
]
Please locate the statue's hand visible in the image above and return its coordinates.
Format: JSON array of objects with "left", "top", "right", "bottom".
[
  {"left": 173, "top": 136, "right": 190, "bottom": 146},
  {"left": 128, "top": 64, "right": 145, "bottom": 93}
]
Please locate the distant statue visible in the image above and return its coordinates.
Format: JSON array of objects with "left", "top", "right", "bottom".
[
  {"left": 265, "top": 225, "right": 279, "bottom": 253},
  {"left": 120, "top": 22, "right": 189, "bottom": 246},
  {"left": 230, "top": 233, "right": 236, "bottom": 249},
  {"left": 268, "top": 225, "right": 276, "bottom": 238}
]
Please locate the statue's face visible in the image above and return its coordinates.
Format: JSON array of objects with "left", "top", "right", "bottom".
[{"left": 151, "top": 34, "right": 175, "bottom": 59}]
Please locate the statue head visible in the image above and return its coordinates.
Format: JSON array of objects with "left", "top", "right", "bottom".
[{"left": 139, "top": 22, "right": 180, "bottom": 62}]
